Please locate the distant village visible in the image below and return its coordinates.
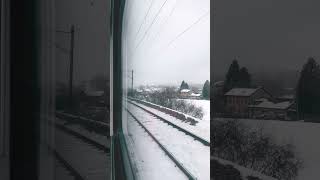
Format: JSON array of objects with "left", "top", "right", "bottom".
[
  {"left": 133, "top": 80, "right": 210, "bottom": 100},
  {"left": 213, "top": 60, "right": 299, "bottom": 121},
  {"left": 213, "top": 82, "right": 297, "bottom": 120},
  {"left": 213, "top": 58, "right": 320, "bottom": 122}
]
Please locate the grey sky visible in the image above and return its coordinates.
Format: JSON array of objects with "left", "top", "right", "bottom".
[
  {"left": 213, "top": 0, "right": 320, "bottom": 78},
  {"left": 55, "top": 0, "right": 110, "bottom": 84},
  {"left": 122, "top": 0, "right": 210, "bottom": 87}
]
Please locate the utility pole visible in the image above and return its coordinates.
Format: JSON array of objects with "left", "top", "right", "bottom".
[
  {"left": 131, "top": 70, "right": 133, "bottom": 91},
  {"left": 55, "top": 25, "right": 76, "bottom": 109},
  {"left": 69, "top": 25, "right": 75, "bottom": 109}
]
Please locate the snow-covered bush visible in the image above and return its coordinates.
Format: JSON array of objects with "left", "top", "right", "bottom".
[
  {"left": 137, "top": 87, "right": 204, "bottom": 119},
  {"left": 212, "top": 120, "right": 302, "bottom": 180}
]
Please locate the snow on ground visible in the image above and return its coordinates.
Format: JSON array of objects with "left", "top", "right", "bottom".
[
  {"left": 55, "top": 117, "right": 110, "bottom": 148},
  {"left": 214, "top": 117, "right": 320, "bottom": 180},
  {"left": 127, "top": 103, "right": 210, "bottom": 180},
  {"left": 129, "top": 99, "right": 210, "bottom": 142},
  {"left": 125, "top": 111, "right": 188, "bottom": 180},
  {"left": 178, "top": 99, "right": 210, "bottom": 121},
  {"left": 212, "top": 156, "right": 277, "bottom": 180}
]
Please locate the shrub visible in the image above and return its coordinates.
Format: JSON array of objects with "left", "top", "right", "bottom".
[
  {"left": 212, "top": 119, "right": 302, "bottom": 180},
  {"left": 137, "top": 87, "right": 204, "bottom": 119}
]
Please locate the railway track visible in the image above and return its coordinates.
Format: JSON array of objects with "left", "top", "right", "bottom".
[
  {"left": 50, "top": 113, "right": 110, "bottom": 180},
  {"left": 126, "top": 100, "right": 210, "bottom": 180},
  {"left": 126, "top": 109, "right": 196, "bottom": 180},
  {"left": 127, "top": 100, "right": 210, "bottom": 146}
]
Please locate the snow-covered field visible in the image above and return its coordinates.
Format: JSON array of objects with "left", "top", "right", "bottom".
[
  {"left": 212, "top": 156, "right": 277, "bottom": 180},
  {"left": 214, "top": 117, "right": 320, "bottom": 180},
  {"left": 178, "top": 99, "right": 210, "bottom": 121}
]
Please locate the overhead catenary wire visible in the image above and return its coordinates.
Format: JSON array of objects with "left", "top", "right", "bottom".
[
  {"left": 131, "top": 0, "right": 155, "bottom": 44},
  {"left": 147, "top": 0, "right": 178, "bottom": 50},
  {"left": 131, "top": 0, "right": 169, "bottom": 56},
  {"left": 166, "top": 10, "right": 209, "bottom": 48}
]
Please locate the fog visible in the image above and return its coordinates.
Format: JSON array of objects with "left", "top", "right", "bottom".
[
  {"left": 123, "top": 0, "right": 210, "bottom": 86},
  {"left": 213, "top": 0, "right": 320, "bottom": 80}
]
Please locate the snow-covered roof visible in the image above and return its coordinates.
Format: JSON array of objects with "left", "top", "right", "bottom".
[
  {"left": 191, "top": 93, "right": 201, "bottom": 97},
  {"left": 255, "top": 98, "right": 268, "bottom": 102},
  {"left": 180, "top": 89, "right": 191, "bottom": 93},
  {"left": 249, "top": 100, "right": 293, "bottom": 110},
  {"left": 225, "top": 88, "right": 259, "bottom": 97},
  {"left": 214, "top": 81, "right": 224, "bottom": 87},
  {"left": 278, "top": 94, "right": 294, "bottom": 100}
]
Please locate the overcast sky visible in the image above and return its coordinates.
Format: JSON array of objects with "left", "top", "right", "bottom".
[
  {"left": 122, "top": 0, "right": 210, "bottom": 87},
  {"left": 213, "top": 0, "right": 320, "bottom": 77},
  {"left": 55, "top": 0, "right": 110, "bottom": 84}
]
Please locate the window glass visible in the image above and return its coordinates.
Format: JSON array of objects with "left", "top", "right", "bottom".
[
  {"left": 38, "top": 0, "right": 111, "bottom": 179},
  {"left": 121, "top": 0, "right": 210, "bottom": 179}
]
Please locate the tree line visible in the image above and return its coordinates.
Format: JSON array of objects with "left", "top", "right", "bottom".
[
  {"left": 296, "top": 57, "right": 320, "bottom": 119},
  {"left": 179, "top": 80, "right": 210, "bottom": 100},
  {"left": 223, "top": 59, "right": 251, "bottom": 93}
]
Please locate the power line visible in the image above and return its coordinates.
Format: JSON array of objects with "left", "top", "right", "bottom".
[
  {"left": 131, "top": 0, "right": 169, "bottom": 56},
  {"left": 166, "top": 10, "right": 209, "bottom": 48},
  {"left": 148, "top": 0, "right": 178, "bottom": 49},
  {"left": 132, "top": 0, "right": 155, "bottom": 44}
]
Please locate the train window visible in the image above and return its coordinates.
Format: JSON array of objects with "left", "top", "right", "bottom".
[
  {"left": 120, "top": 0, "right": 210, "bottom": 179},
  {"left": 37, "top": 0, "right": 112, "bottom": 179}
]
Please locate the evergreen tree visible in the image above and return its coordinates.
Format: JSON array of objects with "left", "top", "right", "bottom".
[
  {"left": 238, "top": 67, "right": 251, "bottom": 88},
  {"left": 296, "top": 57, "right": 320, "bottom": 118},
  {"left": 180, "top": 80, "right": 189, "bottom": 90},
  {"left": 224, "top": 59, "right": 240, "bottom": 92},
  {"left": 202, "top": 80, "right": 210, "bottom": 99}
]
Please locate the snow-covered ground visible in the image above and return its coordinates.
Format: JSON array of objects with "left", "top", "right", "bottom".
[
  {"left": 129, "top": 99, "right": 210, "bottom": 142},
  {"left": 55, "top": 117, "right": 110, "bottom": 148},
  {"left": 214, "top": 117, "right": 320, "bottom": 180},
  {"left": 212, "top": 156, "right": 277, "bottom": 180},
  {"left": 127, "top": 103, "right": 210, "bottom": 180},
  {"left": 178, "top": 99, "right": 210, "bottom": 121},
  {"left": 125, "top": 111, "right": 188, "bottom": 180}
]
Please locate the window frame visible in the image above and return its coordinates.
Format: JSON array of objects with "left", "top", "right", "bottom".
[{"left": 110, "top": 0, "right": 135, "bottom": 179}]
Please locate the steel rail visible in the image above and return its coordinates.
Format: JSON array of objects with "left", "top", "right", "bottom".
[
  {"left": 126, "top": 108, "right": 197, "bottom": 180},
  {"left": 127, "top": 100, "right": 210, "bottom": 146}
]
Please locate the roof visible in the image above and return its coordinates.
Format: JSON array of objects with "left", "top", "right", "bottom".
[
  {"left": 225, "top": 88, "right": 259, "bottom": 97},
  {"left": 249, "top": 100, "right": 293, "bottom": 110},
  {"left": 277, "top": 94, "right": 294, "bottom": 100},
  {"left": 180, "top": 89, "right": 191, "bottom": 93},
  {"left": 214, "top": 81, "right": 224, "bottom": 87},
  {"left": 190, "top": 93, "right": 201, "bottom": 97}
]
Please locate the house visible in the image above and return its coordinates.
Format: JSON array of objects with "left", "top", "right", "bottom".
[
  {"left": 248, "top": 99, "right": 296, "bottom": 120},
  {"left": 179, "top": 89, "right": 192, "bottom": 98},
  {"left": 190, "top": 92, "right": 201, "bottom": 99},
  {"left": 224, "top": 87, "right": 273, "bottom": 117}
]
